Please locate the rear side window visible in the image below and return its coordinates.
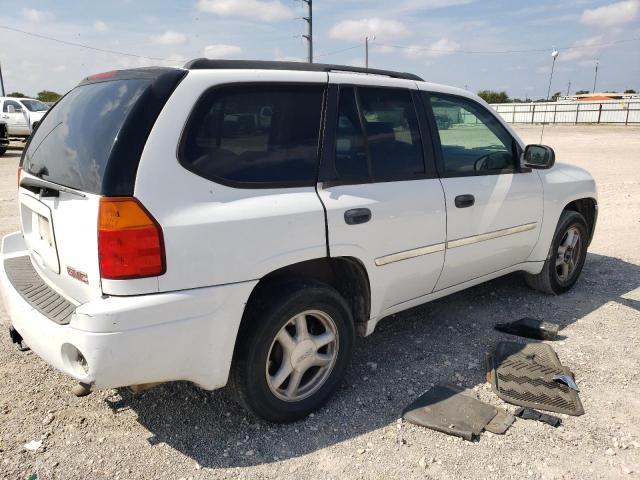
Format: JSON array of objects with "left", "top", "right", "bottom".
[
  {"left": 22, "top": 80, "right": 148, "bottom": 193},
  {"left": 180, "top": 84, "right": 325, "bottom": 187}
]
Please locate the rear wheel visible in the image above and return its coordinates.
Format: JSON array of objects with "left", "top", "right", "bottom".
[
  {"left": 525, "top": 210, "right": 588, "bottom": 294},
  {"left": 230, "top": 280, "right": 354, "bottom": 423},
  {"left": 0, "top": 147, "right": 7, "bottom": 156}
]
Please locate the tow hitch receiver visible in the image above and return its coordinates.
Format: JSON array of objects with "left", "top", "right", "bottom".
[{"left": 9, "top": 327, "right": 30, "bottom": 352}]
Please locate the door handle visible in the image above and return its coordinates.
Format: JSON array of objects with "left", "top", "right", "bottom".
[
  {"left": 344, "top": 208, "right": 371, "bottom": 225},
  {"left": 455, "top": 194, "right": 475, "bottom": 208}
]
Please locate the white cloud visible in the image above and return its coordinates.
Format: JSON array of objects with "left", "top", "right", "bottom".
[
  {"left": 402, "top": 37, "right": 460, "bottom": 58},
  {"left": 197, "top": 0, "right": 293, "bottom": 21},
  {"left": 203, "top": 44, "right": 242, "bottom": 58},
  {"left": 581, "top": 0, "right": 639, "bottom": 27},
  {"left": 93, "top": 21, "right": 109, "bottom": 33},
  {"left": 329, "top": 18, "right": 410, "bottom": 42},
  {"left": 52, "top": 65, "right": 67, "bottom": 73},
  {"left": 397, "top": 0, "right": 475, "bottom": 12},
  {"left": 562, "top": 36, "right": 603, "bottom": 61},
  {"left": 21, "top": 8, "right": 52, "bottom": 23},
  {"left": 273, "top": 48, "right": 304, "bottom": 62},
  {"left": 151, "top": 31, "right": 188, "bottom": 45}
]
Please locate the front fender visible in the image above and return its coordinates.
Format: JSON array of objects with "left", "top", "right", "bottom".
[{"left": 527, "top": 163, "right": 597, "bottom": 262}]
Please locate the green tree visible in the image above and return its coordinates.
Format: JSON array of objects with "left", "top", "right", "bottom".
[
  {"left": 624, "top": 89, "right": 637, "bottom": 94},
  {"left": 551, "top": 91, "right": 562, "bottom": 101},
  {"left": 575, "top": 90, "right": 590, "bottom": 95},
  {"left": 37, "top": 90, "right": 62, "bottom": 102},
  {"left": 477, "top": 90, "right": 509, "bottom": 103},
  {"left": 7, "top": 91, "right": 27, "bottom": 98}
]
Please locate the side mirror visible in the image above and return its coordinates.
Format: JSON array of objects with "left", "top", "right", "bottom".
[
  {"left": 523, "top": 144, "right": 555, "bottom": 169},
  {"left": 7, "top": 105, "right": 16, "bottom": 114}
]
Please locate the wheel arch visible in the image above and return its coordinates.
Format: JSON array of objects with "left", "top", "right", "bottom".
[
  {"left": 239, "top": 256, "right": 371, "bottom": 337},
  {"left": 563, "top": 197, "right": 597, "bottom": 245}
]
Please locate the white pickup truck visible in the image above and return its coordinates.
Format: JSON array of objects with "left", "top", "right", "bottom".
[
  {"left": 0, "top": 61, "right": 597, "bottom": 422},
  {"left": 0, "top": 97, "right": 49, "bottom": 137}
]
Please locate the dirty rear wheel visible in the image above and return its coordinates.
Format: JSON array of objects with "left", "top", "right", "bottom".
[
  {"left": 525, "top": 210, "right": 588, "bottom": 295},
  {"left": 230, "top": 280, "right": 354, "bottom": 423}
]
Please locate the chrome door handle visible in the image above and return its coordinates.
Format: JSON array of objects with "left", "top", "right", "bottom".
[{"left": 344, "top": 208, "right": 371, "bottom": 225}]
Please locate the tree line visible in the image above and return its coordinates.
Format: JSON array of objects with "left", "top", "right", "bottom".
[
  {"left": 477, "top": 89, "right": 637, "bottom": 104},
  {"left": 5, "top": 90, "right": 62, "bottom": 102}
]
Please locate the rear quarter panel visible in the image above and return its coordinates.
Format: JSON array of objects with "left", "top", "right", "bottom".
[{"left": 133, "top": 70, "right": 329, "bottom": 292}]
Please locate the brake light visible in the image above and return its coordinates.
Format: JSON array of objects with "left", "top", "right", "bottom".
[{"left": 98, "top": 197, "right": 165, "bottom": 279}]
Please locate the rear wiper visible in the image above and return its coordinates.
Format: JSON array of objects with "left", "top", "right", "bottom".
[{"left": 20, "top": 175, "right": 87, "bottom": 199}]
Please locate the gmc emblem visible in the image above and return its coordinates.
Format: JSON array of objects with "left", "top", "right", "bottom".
[{"left": 67, "top": 267, "right": 89, "bottom": 284}]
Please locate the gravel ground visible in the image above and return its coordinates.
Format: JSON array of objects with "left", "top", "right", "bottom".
[{"left": 0, "top": 125, "right": 639, "bottom": 480}]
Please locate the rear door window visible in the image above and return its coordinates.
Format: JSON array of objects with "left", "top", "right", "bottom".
[
  {"left": 179, "top": 84, "right": 325, "bottom": 187},
  {"left": 332, "top": 86, "right": 425, "bottom": 183},
  {"left": 359, "top": 87, "right": 424, "bottom": 179}
]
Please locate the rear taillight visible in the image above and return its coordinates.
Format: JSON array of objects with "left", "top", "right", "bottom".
[{"left": 98, "top": 197, "right": 165, "bottom": 280}]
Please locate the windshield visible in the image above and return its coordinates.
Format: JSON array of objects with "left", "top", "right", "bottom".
[
  {"left": 23, "top": 79, "right": 149, "bottom": 193},
  {"left": 20, "top": 99, "right": 50, "bottom": 112}
]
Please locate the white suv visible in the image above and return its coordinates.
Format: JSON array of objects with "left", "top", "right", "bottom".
[{"left": 0, "top": 60, "right": 597, "bottom": 422}]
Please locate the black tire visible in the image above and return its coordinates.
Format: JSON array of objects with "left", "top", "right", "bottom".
[
  {"left": 525, "top": 210, "right": 589, "bottom": 295},
  {"left": 229, "top": 279, "right": 355, "bottom": 423},
  {"left": 0, "top": 147, "right": 7, "bottom": 156}
]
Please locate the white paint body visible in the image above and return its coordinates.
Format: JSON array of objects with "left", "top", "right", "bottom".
[{"left": 0, "top": 68, "right": 597, "bottom": 391}]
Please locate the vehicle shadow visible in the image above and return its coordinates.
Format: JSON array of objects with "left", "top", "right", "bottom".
[{"left": 105, "top": 252, "right": 638, "bottom": 468}]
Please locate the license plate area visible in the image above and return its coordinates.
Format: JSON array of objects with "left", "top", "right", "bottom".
[{"left": 20, "top": 193, "right": 60, "bottom": 274}]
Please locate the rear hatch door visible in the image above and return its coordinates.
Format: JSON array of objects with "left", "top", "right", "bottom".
[{"left": 19, "top": 68, "right": 185, "bottom": 303}]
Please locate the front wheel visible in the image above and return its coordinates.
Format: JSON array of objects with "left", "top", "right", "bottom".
[
  {"left": 525, "top": 210, "right": 589, "bottom": 294},
  {"left": 229, "top": 280, "right": 354, "bottom": 423}
]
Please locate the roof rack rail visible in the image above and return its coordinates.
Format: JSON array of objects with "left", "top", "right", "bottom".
[{"left": 183, "top": 59, "right": 424, "bottom": 82}]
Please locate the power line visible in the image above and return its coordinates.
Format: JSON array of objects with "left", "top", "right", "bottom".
[
  {"left": 315, "top": 44, "right": 361, "bottom": 59},
  {"left": 375, "top": 36, "right": 640, "bottom": 55},
  {"left": 0, "top": 24, "right": 185, "bottom": 63}
]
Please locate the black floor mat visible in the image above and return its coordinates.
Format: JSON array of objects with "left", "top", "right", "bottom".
[
  {"left": 402, "top": 384, "right": 499, "bottom": 440},
  {"left": 487, "top": 342, "right": 584, "bottom": 416}
]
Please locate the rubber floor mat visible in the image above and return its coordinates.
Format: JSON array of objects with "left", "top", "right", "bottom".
[
  {"left": 403, "top": 384, "right": 498, "bottom": 440},
  {"left": 487, "top": 342, "right": 584, "bottom": 416}
]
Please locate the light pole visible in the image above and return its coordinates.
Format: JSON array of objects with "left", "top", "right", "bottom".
[
  {"left": 592, "top": 59, "right": 599, "bottom": 93},
  {"left": 365, "top": 35, "right": 375, "bottom": 69},
  {"left": 545, "top": 49, "right": 559, "bottom": 101}
]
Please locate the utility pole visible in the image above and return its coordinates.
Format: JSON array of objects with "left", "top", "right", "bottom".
[
  {"left": 0, "top": 62, "right": 5, "bottom": 96},
  {"left": 592, "top": 59, "right": 599, "bottom": 93},
  {"left": 365, "top": 36, "right": 369, "bottom": 69},
  {"left": 302, "top": 0, "right": 312, "bottom": 63},
  {"left": 365, "top": 35, "right": 375, "bottom": 69},
  {"left": 566, "top": 80, "right": 571, "bottom": 96},
  {"left": 546, "top": 49, "right": 559, "bottom": 101}
]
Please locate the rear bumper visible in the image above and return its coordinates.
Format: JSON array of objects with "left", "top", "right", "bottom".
[{"left": 0, "top": 231, "right": 257, "bottom": 390}]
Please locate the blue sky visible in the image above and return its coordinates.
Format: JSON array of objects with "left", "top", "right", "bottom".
[{"left": 0, "top": 0, "right": 638, "bottom": 98}]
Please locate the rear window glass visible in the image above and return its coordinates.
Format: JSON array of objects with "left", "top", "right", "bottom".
[
  {"left": 22, "top": 79, "right": 148, "bottom": 193},
  {"left": 179, "top": 84, "right": 324, "bottom": 187}
]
